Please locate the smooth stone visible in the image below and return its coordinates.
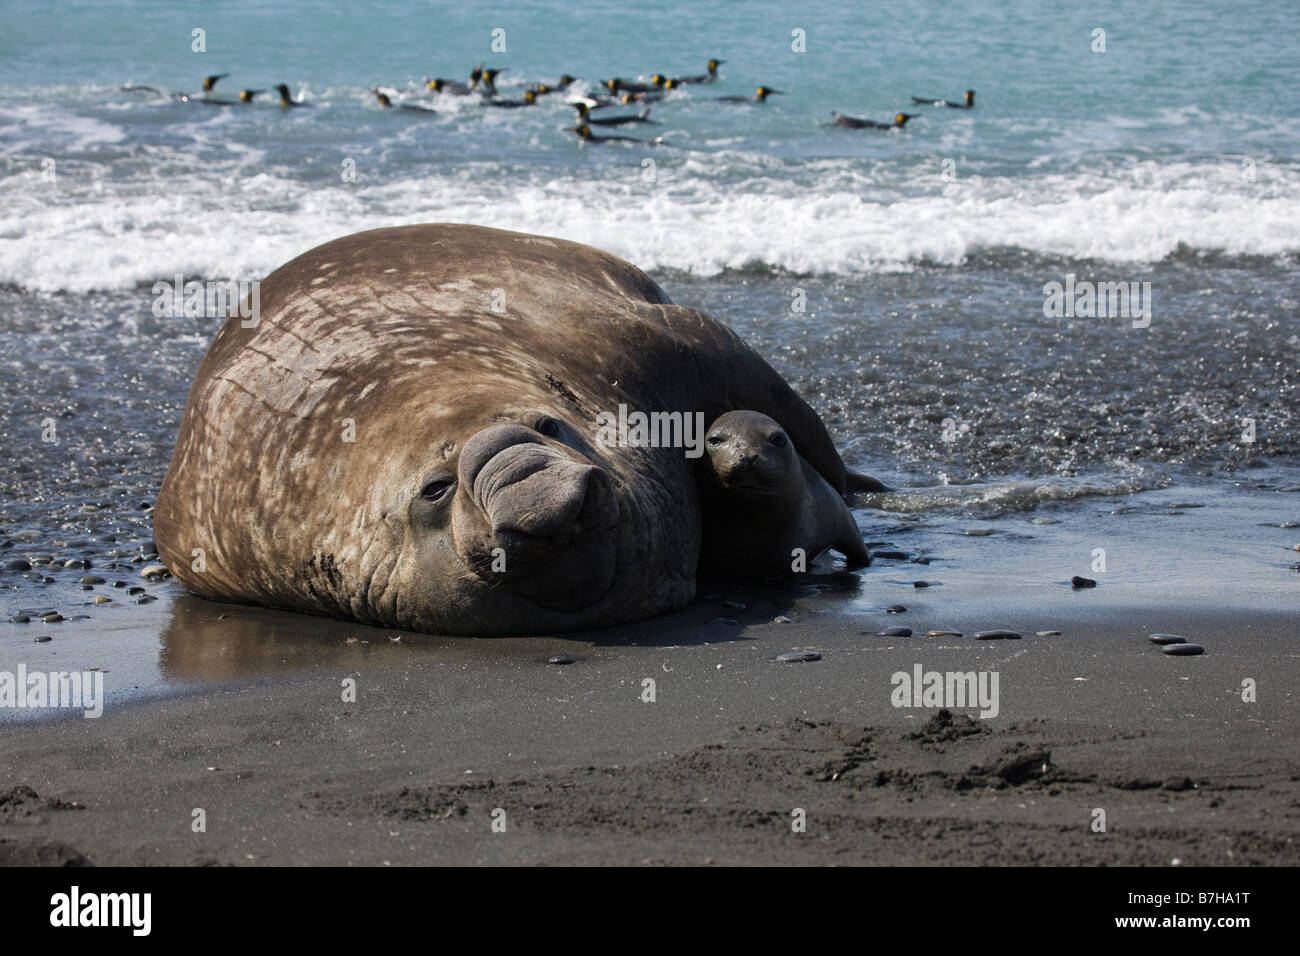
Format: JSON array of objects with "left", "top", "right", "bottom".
[
  {"left": 92, "top": 596, "right": 110, "bottom": 604},
  {"left": 974, "top": 630, "right": 1021, "bottom": 640},
  {"left": 879, "top": 626, "right": 913, "bottom": 637},
  {"left": 113, "top": 581, "right": 127, "bottom": 588},
  {"left": 80, "top": 585, "right": 93, "bottom": 591},
  {"left": 40, "top": 612, "right": 64, "bottom": 623},
  {"left": 1036, "top": 630, "right": 1062, "bottom": 637},
  {"left": 136, "top": 595, "right": 157, "bottom": 604},
  {"left": 141, "top": 565, "right": 170, "bottom": 580},
  {"left": 1149, "top": 633, "right": 1186, "bottom": 645},
  {"left": 775, "top": 651, "right": 821, "bottom": 663},
  {"left": 1162, "top": 643, "right": 1205, "bottom": 656},
  {"left": 871, "top": 550, "right": 909, "bottom": 560},
  {"left": 886, "top": 604, "right": 907, "bottom": 613},
  {"left": 926, "top": 630, "right": 962, "bottom": 638},
  {"left": 1279, "top": 521, "right": 1299, "bottom": 528},
  {"left": 63, "top": 559, "right": 90, "bottom": 569},
  {"left": 35, "top": 635, "right": 52, "bottom": 643},
  {"left": 910, "top": 556, "right": 931, "bottom": 564},
  {"left": 547, "top": 655, "right": 575, "bottom": 665},
  {"left": 143, "top": 553, "right": 160, "bottom": 562},
  {"left": 9, "top": 614, "right": 30, "bottom": 623},
  {"left": 772, "top": 615, "right": 792, "bottom": 623},
  {"left": 127, "top": 586, "right": 145, "bottom": 595},
  {"left": 79, "top": 575, "right": 106, "bottom": 585},
  {"left": 1031, "top": 518, "right": 1059, "bottom": 525},
  {"left": 1070, "top": 575, "right": 1097, "bottom": 589},
  {"left": 4, "top": 559, "right": 31, "bottom": 572},
  {"left": 964, "top": 529, "right": 993, "bottom": 536},
  {"left": 912, "top": 581, "right": 932, "bottom": 588}
]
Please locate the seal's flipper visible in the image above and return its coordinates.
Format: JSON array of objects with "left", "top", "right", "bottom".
[{"left": 845, "top": 470, "right": 892, "bottom": 494}]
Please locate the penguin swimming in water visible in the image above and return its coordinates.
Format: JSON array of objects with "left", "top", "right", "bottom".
[
  {"left": 602, "top": 77, "right": 657, "bottom": 95},
  {"left": 910, "top": 89, "right": 975, "bottom": 109},
  {"left": 480, "top": 68, "right": 506, "bottom": 97},
  {"left": 715, "top": 86, "right": 782, "bottom": 103},
  {"left": 275, "top": 84, "right": 308, "bottom": 107},
  {"left": 428, "top": 77, "right": 472, "bottom": 95},
  {"left": 486, "top": 89, "right": 537, "bottom": 108},
  {"left": 533, "top": 76, "right": 577, "bottom": 97},
  {"left": 679, "top": 59, "right": 724, "bottom": 84},
  {"left": 828, "top": 111, "right": 914, "bottom": 129},
  {"left": 199, "top": 88, "right": 264, "bottom": 106},
  {"left": 372, "top": 89, "right": 437, "bottom": 113},
  {"left": 570, "top": 102, "right": 655, "bottom": 125},
  {"left": 620, "top": 90, "right": 666, "bottom": 104},
  {"left": 124, "top": 74, "right": 231, "bottom": 102},
  {"left": 565, "top": 124, "right": 655, "bottom": 144}
]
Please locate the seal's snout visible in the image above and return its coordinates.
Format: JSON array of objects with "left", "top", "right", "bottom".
[{"left": 453, "top": 422, "right": 619, "bottom": 607}]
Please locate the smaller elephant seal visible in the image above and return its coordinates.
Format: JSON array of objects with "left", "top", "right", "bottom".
[{"left": 698, "top": 411, "right": 871, "bottom": 579}]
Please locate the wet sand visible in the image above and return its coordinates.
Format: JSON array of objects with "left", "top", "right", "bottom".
[{"left": 2, "top": 575, "right": 1297, "bottom": 866}]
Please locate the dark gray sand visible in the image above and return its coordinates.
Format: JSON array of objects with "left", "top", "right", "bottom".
[{"left": 2, "top": 583, "right": 1296, "bottom": 866}]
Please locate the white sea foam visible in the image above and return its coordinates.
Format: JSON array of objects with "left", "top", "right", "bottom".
[{"left": 1, "top": 158, "right": 1297, "bottom": 293}]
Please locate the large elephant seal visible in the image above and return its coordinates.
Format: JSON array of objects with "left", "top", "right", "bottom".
[
  {"left": 154, "top": 224, "right": 864, "bottom": 635},
  {"left": 698, "top": 411, "right": 871, "bottom": 580}
]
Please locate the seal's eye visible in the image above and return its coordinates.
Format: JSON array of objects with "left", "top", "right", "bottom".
[
  {"left": 536, "top": 417, "right": 563, "bottom": 439},
  {"left": 707, "top": 433, "right": 726, "bottom": 447},
  {"left": 768, "top": 432, "right": 788, "bottom": 448},
  {"left": 419, "top": 477, "right": 455, "bottom": 503}
]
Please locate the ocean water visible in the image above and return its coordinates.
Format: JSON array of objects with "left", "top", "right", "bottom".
[{"left": 1, "top": 0, "right": 1298, "bottom": 631}]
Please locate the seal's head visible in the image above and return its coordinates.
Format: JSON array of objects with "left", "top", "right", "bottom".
[
  {"left": 702, "top": 410, "right": 799, "bottom": 498},
  {"left": 412, "top": 416, "right": 622, "bottom": 614}
]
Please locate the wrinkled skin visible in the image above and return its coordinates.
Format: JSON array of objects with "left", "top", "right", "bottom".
[{"left": 155, "top": 224, "right": 855, "bottom": 635}]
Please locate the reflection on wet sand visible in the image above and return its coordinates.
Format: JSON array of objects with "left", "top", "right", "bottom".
[{"left": 156, "top": 572, "right": 849, "bottom": 682}]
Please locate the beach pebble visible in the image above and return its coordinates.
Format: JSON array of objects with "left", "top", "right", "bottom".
[
  {"left": 911, "top": 556, "right": 931, "bottom": 564},
  {"left": 35, "top": 635, "right": 52, "bottom": 643},
  {"left": 1149, "top": 633, "right": 1186, "bottom": 645},
  {"left": 40, "top": 612, "right": 64, "bottom": 623},
  {"left": 775, "top": 651, "right": 821, "bottom": 663},
  {"left": 63, "top": 559, "right": 90, "bottom": 569},
  {"left": 135, "top": 594, "right": 156, "bottom": 604},
  {"left": 871, "top": 550, "right": 909, "bottom": 560},
  {"left": 1070, "top": 575, "right": 1097, "bottom": 589},
  {"left": 879, "top": 626, "right": 913, "bottom": 637},
  {"left": 886, "top": 604, "right": 907, "bottom": 613},
  {"left": 127, "top": 586, "right": 145, "bottom": 595},
  {"left": 92, "top": 596, "right": 110, "bottom": 604},
  {"left": 4, "top": 559, "right": 31, "bottom": 572},
  {"left": 1031, "top": 518, "right": 1059, "bottom": 525},
  {"left": 1279, "top": 521, "right": 1299, "bottom": 528},
  {"left": 546, "top": 655, "right": 576, "bottom": 665},
  {"left": 912, "top": 581, "right": 933, "bottom": 588},
  {"left": 1162, "top": 643, "right": 1205, "bottom": 656},
  {"left": 80, "top": 575, "right": 106, "bottom": 585},
  {"left": 772, "top": 615, "right": 792, "bottom": 624},
  {"left": 926, "top": 630, "right": 962, "bottom": 638},
  {"left": 1036, "top": 630, "right": 1062, "bottom": 637},
  {"left": 974, "top": 630, "right": 1021, "bottom": 640},
  {"left": 9, "top": 614, "right": 30, "bottom": 623},
  {"left": 141, "top": 565, "right": 170, "bottom": 580},
  {"left": 964, "top": 529, "right": 993, "bottom": 536}
]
